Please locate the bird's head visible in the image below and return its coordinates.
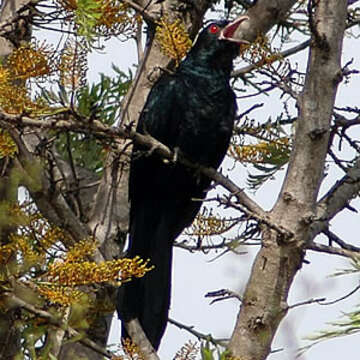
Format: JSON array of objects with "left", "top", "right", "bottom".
[{"left": 185, "top": 16, "right": 250, "bottom": 71}]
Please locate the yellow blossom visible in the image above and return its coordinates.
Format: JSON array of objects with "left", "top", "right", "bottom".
[
  {"left": 0, "top": 243, "right": 14, "bottom": 264},
  {"left": 229, "top": 137, "right": 290, "bottom": 164},
  {"left": 0, "top": 81, "right": 48, "bottom": 115},
  {"left": 0, "top": 130, "right": 18, "bottom": 158},
  {"left": 121, "top": 338, "right": 145, "bottom": 360},
  {"left": 97, "top": 1, "right": 130, "bottom": 29},
  {"left": 155, "top": 16, "right": 192, "bottom": 65},
  {"left": 7, "top": 42, "right": 53, "bottom": 80},
  {"left": 242, "top": 34, "right": 283, "bottom": 68},
  {"left": 0, "top": 66, "right": 10, "bottom": 83},
  {"left": 10, "top": 234, "right": 45, "bottom": 265},
  {"left": 64, "top": 238, "right": 98, "bottom": 263},
  {"left": 37, "top": 285, "right": 84, "bottom": 306},
  {"left": 46, "top": 256, "right": 153, "bottom": 286},
  {"left": 40, "top": 226, "right": 70, "bottom": 250},
  {"left": 190, "top": 214, "right": 235, "bottom": 237}
]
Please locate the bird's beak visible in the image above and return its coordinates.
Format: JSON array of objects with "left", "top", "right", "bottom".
[{"left": 219, "top": 15, "right": 250, "bottom": 45}]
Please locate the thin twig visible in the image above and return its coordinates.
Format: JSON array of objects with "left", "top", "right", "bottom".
[
  {"left": 323, "top": 228, "right": 360, "bottom": 252},
  {"left": 307, "top": 241, "right": 360, "bottom": 259},
  {"left": 231, "top": 39, "right": 310, "bottom": 78},
  {"left": 168, "top": 318, "right": 228, "bottom": 346},
  {"left": 205, "top": 289, "right": 242, "bottom": 304},
  {"left": 319, "top": 283, "right": 360, "bottom": 306},
  {"left": 287, "top": 297, "right": 326, "bottom": 310}
]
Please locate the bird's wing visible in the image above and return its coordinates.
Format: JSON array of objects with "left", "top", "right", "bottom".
[{"left": 129, "top": 73, "right": 187, "bottom": 203}]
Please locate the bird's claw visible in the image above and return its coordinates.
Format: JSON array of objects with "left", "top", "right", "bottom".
[
  {"left": 172, "top": 147, "right": 180, "bottom": 163},
  {"left": 163, "top": 147, "right": 180, "bottom": 164}
]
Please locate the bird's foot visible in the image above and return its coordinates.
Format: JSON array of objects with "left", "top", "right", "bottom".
[
  {"left": 163, "top": 147, "right": 180, "bottom": 164},
  {"left": 172, "top": 147, "right": 180, "bottom": 163}
]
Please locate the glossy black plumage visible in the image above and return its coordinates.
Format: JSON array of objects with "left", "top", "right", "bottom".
[{"left": 117, "top": 18, "right": 247, "bottom": 350}]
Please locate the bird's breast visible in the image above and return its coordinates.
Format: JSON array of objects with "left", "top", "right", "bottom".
[{"left": 177, "top": 77, "right": 236, "bottom": 167}]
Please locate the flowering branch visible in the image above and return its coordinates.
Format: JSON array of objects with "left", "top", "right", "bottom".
[{"left": 4, "top": 292, "right": 115, "bottom": 359}]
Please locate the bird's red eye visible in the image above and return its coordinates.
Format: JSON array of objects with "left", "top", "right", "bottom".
[{"left": 209, "top": 24, "right": 219, "bottom": 34}]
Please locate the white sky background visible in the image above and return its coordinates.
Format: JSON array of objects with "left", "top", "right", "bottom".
[{"left": 33, "top": 2, "right": 360, "bottom": 359}]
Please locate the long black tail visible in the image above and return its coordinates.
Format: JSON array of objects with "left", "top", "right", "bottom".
[{"left": 117, "top": 202, "right": 174, "bottom": 350}]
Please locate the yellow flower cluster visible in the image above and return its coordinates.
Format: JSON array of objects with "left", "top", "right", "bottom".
[
  {"left": 190, "top": 213, "right": 235, "bottom": 237},
  {"left": 47, "top": 256, "right": 153, "bottom": 286},
  {"left": 64, "top": 238, "right": 98, "bottom": 263},
  {"left": 40, "top": 225, "right": 69, "bottom": 250},
  {"left": 0, "top": 77, "right": 45, "bottom": 115},
  {"left": 96, "top": 1, "right": 131, "bottom": 29},
  {"left": 0, "top": 234, "right": 44, "bottom": 268},
  {"left": 229, "top": 137, "right": 290, "bottom": 164},
  {"left": 0, "top": 243, "right": 13, "bottom": 264},
  {"left": 242, "top": 34, "right": 283, "bottom": 68},
  {"left": 0, "top": 42, "right": 54, "bottom": 114},
  {"left": 155, "top": 16, "right": 192, "bottom": 65},
  {"left": 174, "top": 341, "right": 199, "bottom": 360},
  {"left": 0, "top": 205, "right": 73, "bottom": 268},
  {"left": 10, "top": 234, "right": 45, "bottom": 265},
  {"left": 9, "top": 204, "right": 69, "bottom": 250},
  {"left": 37, "top": 285, "right": 84, "bottom": 306},
  {"left": 121, "top": 338, "right": 145, "bottom": 360},
  {"left": 7, "top": 42, "right": 52, "bottom": 80},
  {"left": 0, "top": 130, "right": 17, "bottom": 158}
]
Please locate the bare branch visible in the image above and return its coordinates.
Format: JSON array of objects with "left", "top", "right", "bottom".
[
  {"left": 323, "top": 228, "right": 360, "bottom": 252},
  {"left": 169, "top": 318, "right": 227, "bottom": 346},
  {"left": 319, "top": 284, "right": 360, "bottom": 306},
  {"left": 312, "top": 156, "right": 360, "bottom": 237},
  {"left": 287, "top": 297, "right": 326, "bottom": 310},
  {"left": 0, "top": 112, "right": 267, "bottom": 225},
  {"left": 205, "top": 289, "right": 243, "bottom": 304},
  {"left": 232, "top": 39, "right": 310, "bottom": 78},
  {"left": 307, "top": 241, "right": 360, "bottom": 259}
]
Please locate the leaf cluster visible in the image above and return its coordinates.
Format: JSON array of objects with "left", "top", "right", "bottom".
[{"left": 53, "top": 65, "right": 132, "bottom": 172}]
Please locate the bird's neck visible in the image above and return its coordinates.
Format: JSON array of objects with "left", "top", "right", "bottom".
[{"left": 180, "top": 51, "right": 234, "bottom": 79}]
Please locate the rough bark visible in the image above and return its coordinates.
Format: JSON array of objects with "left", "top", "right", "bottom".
[{"left": 228, "top": 1, "right": 347, "bottom": 359}]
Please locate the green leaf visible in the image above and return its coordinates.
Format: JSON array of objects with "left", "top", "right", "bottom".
[{"left": 201, "top": 342, "right": 215, "bottom": 360}]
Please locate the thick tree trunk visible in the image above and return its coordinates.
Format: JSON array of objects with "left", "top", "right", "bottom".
[{"left": 228, "top": 1, "right": 347, "bottom": 359}]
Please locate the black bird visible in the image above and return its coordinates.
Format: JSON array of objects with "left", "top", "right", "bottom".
[{"left": 117, "top": 16, "right": 249, "bottom": 350}]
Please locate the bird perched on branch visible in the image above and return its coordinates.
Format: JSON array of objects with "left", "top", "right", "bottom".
[{"left": 117, "top": 15, "right": 249, "bottom": 350}]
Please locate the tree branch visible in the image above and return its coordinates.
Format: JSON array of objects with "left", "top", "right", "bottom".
[
  {"left": 323, "top": 228, "right": 360, "bottom": 252},
  {"left": 232, "top": 39, "right": 310, "bottom": 78},
  {"left": 4, "top": 292, "right": 115, "bottom": 359},
  {"left": 169, "top": 318, "right": 227, "bottom": 346},
  {"left": 311, "top": 156, "right": 360, "bottom": 238},
  {"left": 0, "top": 112, "right": 267, "bottom": 226},
  {"left": 307, "top": 241, "right": 360, "bottom": 259},
  {"left": 124, "top": 319, "right": 160, "bottom": 360}
]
